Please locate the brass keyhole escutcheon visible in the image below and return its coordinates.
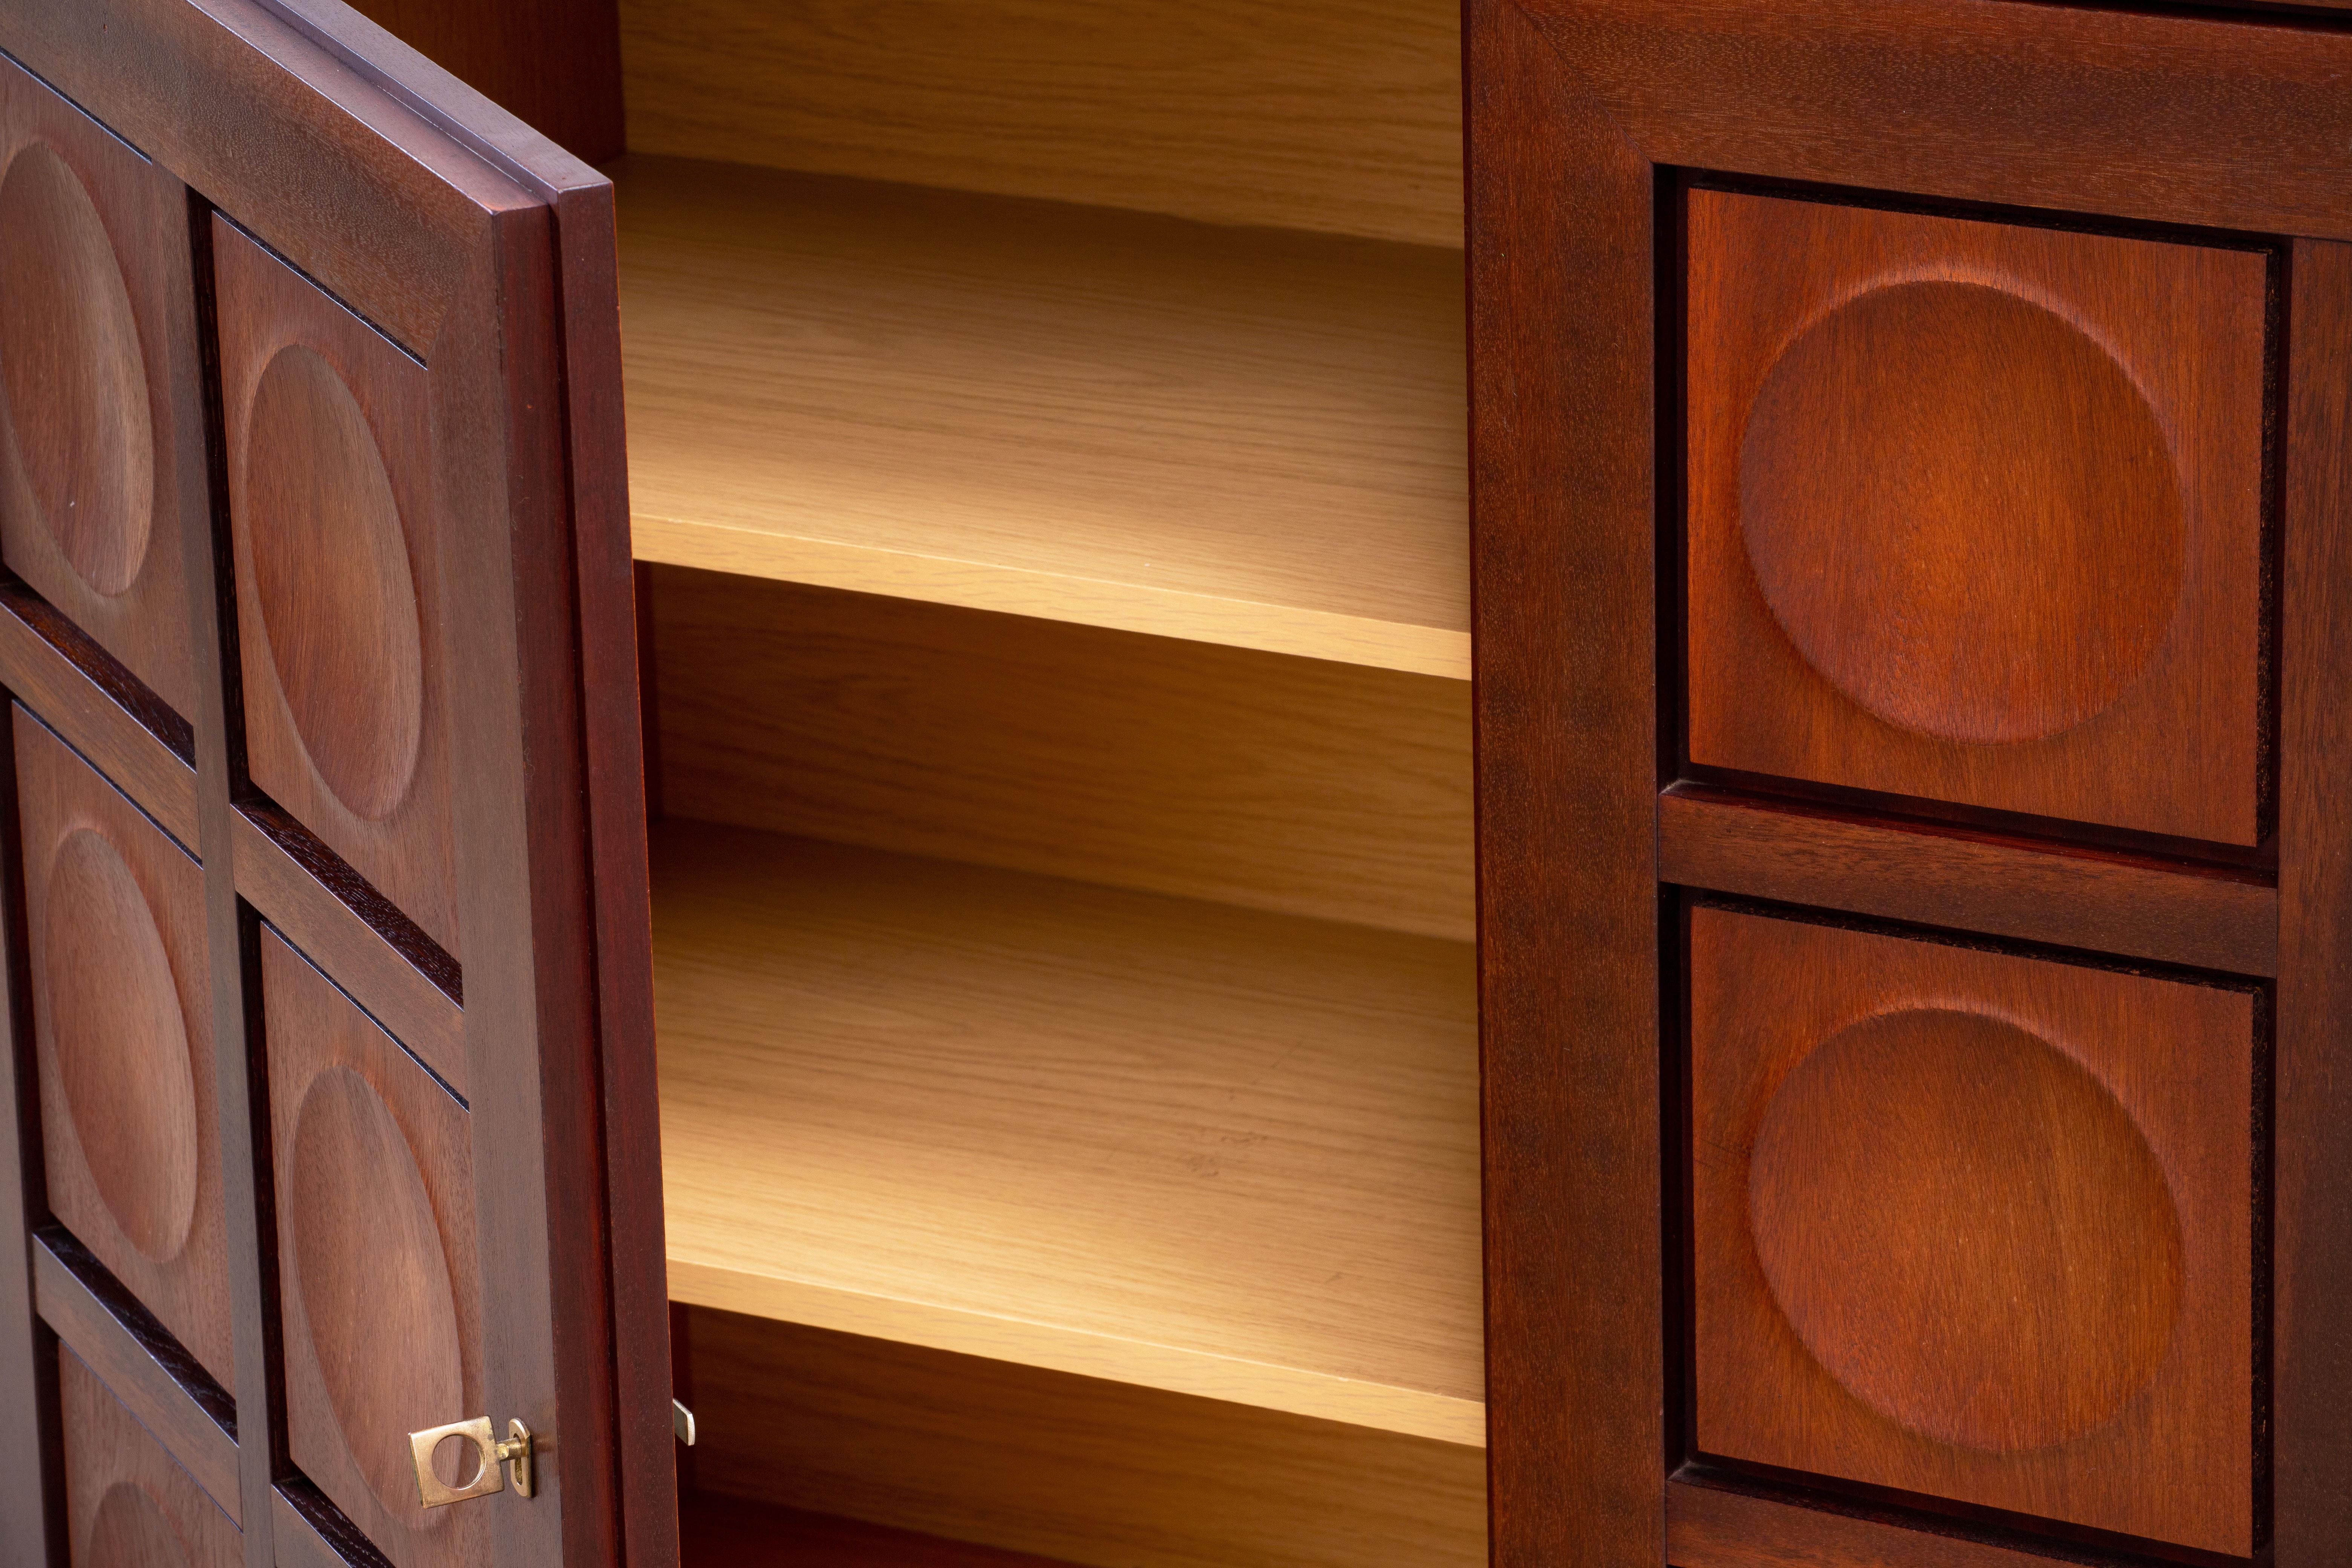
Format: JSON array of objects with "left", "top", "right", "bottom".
[{"left": 408, "top": 1416, "right": 534, "bottom": 1507}]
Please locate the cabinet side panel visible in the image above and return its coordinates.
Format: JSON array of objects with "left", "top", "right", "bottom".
[{"left": 2275, "top": 236, "right": 2352, "bottom": 1566}]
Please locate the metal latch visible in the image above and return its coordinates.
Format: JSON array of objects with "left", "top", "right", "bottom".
[{"left": 409, "top": 1416, "right": 534, "bottom": 1506}]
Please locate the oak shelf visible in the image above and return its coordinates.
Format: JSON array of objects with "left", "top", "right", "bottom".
[
  {"left": 652, "top": 819, "right": 1484, "bottom": 1446},
  {"left": 614, "top": 155, "right": 1470, "bottom": 679}
]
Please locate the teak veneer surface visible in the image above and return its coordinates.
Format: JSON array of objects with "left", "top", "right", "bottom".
[
  {"left": 616, "top": 156, "right": 1470, "bottom": 678},
  {"left": 652, "top": 821, "right": 1483, "bottom": 1444},
  {"left": 688, "top": 1311, "right": 1487, "bottom": 1568},
  {"left": 683, "top": 1492, "right": 1077, "bottom": 1568},
  {"left": 60, "top": 1349, "right": 240, "bottom": 1568},
  {"left": 652, "top": 570, "right": 1474, "bottom": 942},
  {"left": 616, "top": 0, "right": 1460, "bottom": 248}
]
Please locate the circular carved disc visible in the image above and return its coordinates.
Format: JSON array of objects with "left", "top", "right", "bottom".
[
  {"left": 1749, "top": 1008, "right": 2183, "bottom": 1452},
  {"left": 290, "top": 1065, "right": 462, "bottom": 1519},
  {"left": 245, "top": 346, "right": 424, "bottom": 822},
  {"left": 0, "top": 143, "right": 155, "bottom": 597},
  {"left": 1740, "top": 282, "right": 2185, "bottom": 744},
  {"left": 46, "top": 828, "right": 199, "bottom": 1263},
  {"left": 87, "top": 1482, "right": 190, "bottom": 1568}
]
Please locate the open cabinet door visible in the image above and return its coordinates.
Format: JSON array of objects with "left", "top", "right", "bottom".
[{"left": 0, "top": 1, "right": 673, "bottom": 1565}]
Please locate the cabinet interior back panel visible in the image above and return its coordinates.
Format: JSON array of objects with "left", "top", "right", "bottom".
[
  {"left": 651, "top": 570, "right": 1474, "bottom": 942},
  {"left": 615, "top": 0, "right": 1462, "bottom": 246}
]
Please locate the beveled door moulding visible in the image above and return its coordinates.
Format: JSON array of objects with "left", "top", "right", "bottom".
[
  {"left": 1689, "top": 905, "right": 2253, "bottom": 1554},
  {"left": 15, "top": 704, "right": 233, "bottom": 1390},
  {"left": 0, "top": 52, "right": 202, "bottom": 717},
  {"left": 1686, "top": 190, "right": 2268, "bottom": 846},
  {"left": 214, "top": 215, "right": 461, "bottom": 960},
  {"left": 263, "top": 926, "right": 483, "bottom": 1568},
  {"left": 61, "top": 1348, "right": 240, "bottom": 1568}
]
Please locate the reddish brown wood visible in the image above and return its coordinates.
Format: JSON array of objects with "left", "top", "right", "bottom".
[
  {"left": 1658, "top": 785, "right": 2279, "bottom": 977},
  {"left": 213, "top": 215, "right": 461, "bottom": 963},
  {"left": 1515, "top": 0, "right": 2352, "bottom": 244},
  {"left": 262, "top": 925, "right": 482, "bottom": 1567},
  {"left": 1690, "top": 907, "right": 2252, "bottom": 1553},
  {"left": 1467, "top": 0, "right": 1661, "bottom": 1561},
  {"left": 280, "top": 0, "right": 623, "bottom": 163},
  {"left": 0, "top": 6, "right": 664, "bottom": 1568},
  {"left": 2274, "top": 237, "right": 2352, "bottom": 1565},
  {"left": 34, "top": 1228, "right": 236, "bottom": 1522},
  {"left": 60, "top": 1345, "right": 240, "bottom": 1568},
  {"left": 17, "top": 709, "right": 233, "bottom": 1390},
  {"left": 1686, "top": 191, "right": 2266, "bottom": 845},
  {"left": 230, "top": 805, "right": 462, "bottom": 1092},
  {"left": 0, "top": 52, "right": 204, "bottom": 719},
  {"left": 0, "top": 576, "right": 196, "bottom": 848},
  {"left": 1664, "top": 1476, "right": 2089, "bottom": 1568}
]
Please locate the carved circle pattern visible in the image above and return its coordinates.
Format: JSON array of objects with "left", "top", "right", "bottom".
[
  {"left": 45, "top": 827, "right": 198, "bottom": 1264},
  {"left": 1740, "top": 281, "right": 2185, "bottom": 744},
  {"left": 86, "top": 1482, "right": 190, "bottom": 1568},
  {"left": 0, "top": 142, "right": 155, "bottom": 597},
  {"left": 245, "top": 345, "right": 424, "bottom": 822},
  {"left": 1748, "top": 1007, "right": 2184, "bottom": 1452},
  {"left": 290, "top": 1064, "right": 463, "bottom": 1521}
]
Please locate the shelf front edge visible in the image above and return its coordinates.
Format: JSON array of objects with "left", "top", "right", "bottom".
[
  {"left": 666, "top": 1259, "right": 1488, "bottom": 1448},
  {"left": 632, "top": 519, "right": 1473, "bottom": 680}
]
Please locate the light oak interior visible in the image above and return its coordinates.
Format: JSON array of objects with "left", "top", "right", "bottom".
[
  {"left": 609, "top": 0, "right": 1477, "bottom": 1558},
  {"left": 684, "top": 1311, "right": 1487, "bottom": 1568},
  {"left": 657, "top": 819, "right": 1481, "bottom": 1443},
  {"left": 617, "top": 157, "right": 1467, "bottom": 677},
  {"left": 650, "top": 570, "right": 1473, "bottom": 941},
  {"left": 614, "top": 0, "right": 1462, "bottom": 247}
]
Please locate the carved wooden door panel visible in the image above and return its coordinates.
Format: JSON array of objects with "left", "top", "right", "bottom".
[
  {"left": 0, "top": 2, "right": 671, "bottom": 1566},
  {"left": 1471, "top": 4, "right": 2352, "bottom": 1567}
]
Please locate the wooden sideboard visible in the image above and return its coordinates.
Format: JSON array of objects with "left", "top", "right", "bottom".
[{"left": 0, "top": 0, "right": 2346, "bottom": 1565}]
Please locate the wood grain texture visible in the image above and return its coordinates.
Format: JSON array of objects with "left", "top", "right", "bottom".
[
  {"left": 10, "top": 8, "right": 663, "bottom": 1562},
  {"left": 1517, "top": 0, "right": 2352, "bottom": 244},
  {"left": 653, "top": 569, "right": 1474, "bottom": 941},
  {"left": 1690, "top": 908, "right": 2252, "bottom": 1553},
  {"left": 0, "top": 54, "right": 202, "bottom": 718},
  {"left": 328, "top": 0, "right": 622, "bottom": 161},
  {"left": 263, "top": 928, "right": 482, "bottom": 1568},
  {"left": 617, "top": 0, "right": 1459, "bottom": 247},
  {"left": 0, "top": 576, "right": 195, "bottom": 849},
  {"left": 683, "top": 1493, "right": 1079, "bottom": 1568},
  {"left": 214, "top": 216, "right": 461, "bottom": 962},
  {"left": 1665, "top": 1476, "right": 2090, "bottom": 1568},
  {"left": 229, "top": 805, "right": 462, "bottom": 1094},
  {"left": 1658, "top": 785, "right": 2278, "bottom": 977},
  {"left": 35, "top": 1229, "right": 237, "bottom": 1525},
  {"left": 2274, "top": 237, "right": 2352, "bottom": 1568},
  {"left": 17, "top": 709, "right": 233, "bottom": 1390},
  {"left": 1464, "top": 0, "right": 1663, "bottom": 1558},
  {"left": 655, "top": 822, "right": 1482, "bottom": 1444},
  {"left": 689, "top": 1310, "right": 1487, "bottom": 1568},
  {"left": 618, "top": 156, "right": 1469, "bottom": 678},
  {"left": 1687, "top": 191, "right": 2266, "bottom": 845},
  {"left": 60, "top": 1346, "right": 240, "bottom": 1568}
]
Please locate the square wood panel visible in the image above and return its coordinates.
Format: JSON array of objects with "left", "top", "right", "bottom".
[
  {"left": 61, "top": 1348, "right": 239, "bottom": 1568},
  {"left": 215, "top": 216, "right": 461, "bottom": 959},
  {"left": 16, "top": 706, "right": 232, "bottom": 1388},
  {"left": 0, "top": 54, "right": 200, "bottom": 715},
  {"left": 1689, "top": 906, "right": 2252, "bottom": 1553},
  {"left": 264, "top": 928, "right": 481, "bottom": 1568},
  {"left": 1686, "top": 191, "right": 2267, "bottom": 845}
]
